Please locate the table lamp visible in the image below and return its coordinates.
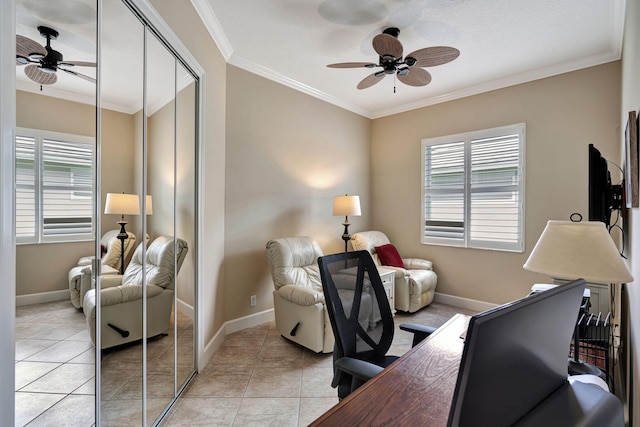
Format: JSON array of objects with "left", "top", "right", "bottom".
[
  {"left": 333, "top": 194, "right": 361, "bottom": 252},
  {"left": 523, "top": 220, "right": 633, "bottom": 377},
  {"left": 104, "top": 192, "right": 140, "bottom": 274}
]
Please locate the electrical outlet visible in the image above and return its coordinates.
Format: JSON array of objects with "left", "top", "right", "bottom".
[{"left": 250, "top": 295, "right": 257, "bottom": 307}]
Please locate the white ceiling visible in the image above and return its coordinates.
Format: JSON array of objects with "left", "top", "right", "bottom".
[
  {"left": 196, "top": 0, "right": 626, "bottom": 118},
  {"left": 16, "top": 0, "right": 626, "bottom": 119}
]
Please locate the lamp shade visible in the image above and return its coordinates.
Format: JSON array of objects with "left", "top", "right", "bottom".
[
  {"left": 145, "top": 195, "right": 153, "bottom": 215},
  {"left": 523, "top": 220, "right": 633, "bottom": 283},
  {"left": 333, "top": 195, "right": 361, "bottom": 216},
  {"left": 104, "top": 193, "right": 140, "bottom": 216}
]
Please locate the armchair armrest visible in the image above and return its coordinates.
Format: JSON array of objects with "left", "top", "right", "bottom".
[
  {"left": 277, "top": 285, "right": 324, "bottom": 306},
  {"left": 100, "top": 283, "right": 164, "bottom": 307},
  {"left": 402, "top": 258, "right": 433, "bottom": 270},
  {"left": 100, "top": 274, "right": 124, "bottom": 289},
  {"left": 399, "top": 323, "right": 437, "bottom": 347}
]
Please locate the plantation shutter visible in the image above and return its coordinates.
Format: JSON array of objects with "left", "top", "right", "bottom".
[
  {"left": 424, "top": 141, "right": 465, "bottom": 242},
  {"left": 422, "top": 123, "right": 525, "bottom": 252},
  {"left": 469, "top": 133, "right": 521, "bottom": 248},
  {"left": 42, "top": 137, "right": 94, "bottom": 237},
  {"left": 15, "top": 135, "right": 36, "bottom": 241}
]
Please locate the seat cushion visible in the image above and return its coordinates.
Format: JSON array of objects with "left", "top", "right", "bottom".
[{"left": 374, "top": 244, "right": 405, "bottom": 268}]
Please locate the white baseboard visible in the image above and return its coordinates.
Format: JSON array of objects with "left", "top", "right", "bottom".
[
  {"left": 201, "top": 324, "right": 226, "bottom": 371},
  {"left": 176, "top": 298, "right": 194, "bottom": 320},
  {"left": 434, "top": 292, "right": 497, "bottom": 313},
  {"left": 199, "top": 308, "right": 275, "bottom": 370},
  {"left": 224, "top": 308, "right": 275, "bottom": 335},
  {"left": 16, "top": 290, "right": 70, "bottom": 306}
]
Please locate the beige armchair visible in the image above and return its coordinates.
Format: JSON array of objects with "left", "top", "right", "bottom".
[
  {"left": 351, "top": 231, "right": 437, "bottom": 313},
  {"left": 68, "top": 230, "right": 136, "bottom": 308},
  {"left": 266, "top": 237, "right": 334, "bottom": 353},
  {"left": 83, "top": 235, "right": 188, "bottom": 349}
]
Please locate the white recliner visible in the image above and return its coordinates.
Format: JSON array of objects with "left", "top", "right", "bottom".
[
  {"left": 266, "top": 237, "right": 334, "bottom": 353},
  {"left": 83, "top": 235, "right": 188, "bottom": 349},
  {"left": 68, "top": 230, "right": 136, "bottom": 308},
  {"left": 352, "top": 231, "right": 437, "bottom": 313}
]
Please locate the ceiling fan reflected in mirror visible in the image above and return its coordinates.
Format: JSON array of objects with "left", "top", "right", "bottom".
[
  {"left": 16, "top": 26, "right": 96, "bottom": 86},
  {"left": 327, "top": 27, "right": 459, "bottom": 92}
]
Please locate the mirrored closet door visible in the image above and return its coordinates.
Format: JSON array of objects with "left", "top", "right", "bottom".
[
  {"left": 98, "top": 0, "right": 200, "bottom": 425},
  {"left": 15, "top": 0, "right": 200, "bottom": 424}
]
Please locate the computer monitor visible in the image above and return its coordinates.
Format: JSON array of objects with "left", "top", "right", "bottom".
[{"left": 448, "top": 279, "right": 587, "bottom": 427}]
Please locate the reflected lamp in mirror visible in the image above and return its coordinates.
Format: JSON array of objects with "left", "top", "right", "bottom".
[
  {"left": 104, "top": 192, "right": 140, "bottom": 274},
  {"left": 333, "top": 194, "right": 361, "bottom": 252},
  {"left": 523, "top": 220, "right": 633, "bottom": 378},
  {"left": 145, "top": 194, "right": 153, "bottom": 215}
]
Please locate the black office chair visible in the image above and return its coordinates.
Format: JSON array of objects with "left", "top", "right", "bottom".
[{"left": 318, "top": 250, "right": 437, "bottom": 399}]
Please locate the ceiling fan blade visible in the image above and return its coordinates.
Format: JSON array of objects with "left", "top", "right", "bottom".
[
  {"left": 24, "top": 64, "right": 57, "bottom": 85},
  {"left": 398, "top": 67, "right": 432, "bottom": 87},
  {"left": 406, "top": 46, "right": 460, "bottom": 67},
  {"left": 327, "top": 62, "right": 378, "bottom": 69},
  {"left": 59, "top": 61, "right": 97, "bottom": 68},
  {"left": 372, "top": 33, "right": 403, "bottom": 59},
  {"left": 357, "top": 72, "right": 385, "bottom": 90},
  {"left": 16, "top": 34, "right": 46, "bottom": 65},
  {"left": 60, "top": 67, "right": 96, "bottom": 83}
]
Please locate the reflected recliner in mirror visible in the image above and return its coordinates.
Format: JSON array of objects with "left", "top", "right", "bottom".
[{"left": 84, "top": 236, "right": 188, "bottom": 349}]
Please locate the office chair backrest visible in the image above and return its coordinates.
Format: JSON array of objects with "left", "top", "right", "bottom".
[{"left": 318, "top": 250, "right": 395, "bottom": 366}]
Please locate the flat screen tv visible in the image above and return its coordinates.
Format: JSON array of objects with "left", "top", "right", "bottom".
[{"left": 588, "top": 143, "right": 622, "bottom": 225}]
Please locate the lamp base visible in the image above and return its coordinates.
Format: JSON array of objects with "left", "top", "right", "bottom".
[
  {"left": 115, "top": 219, "right": 129, "bottom": 274},
  {"left": 568, "top": 358, "right": 606, "bottom": 380},
  {"left": 341, "top": 219, "right": 351, "bottom": 253}
]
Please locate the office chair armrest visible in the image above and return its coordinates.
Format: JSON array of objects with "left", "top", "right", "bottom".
[
  {"left": 336, "top": 357, "right": 385, "bottom": 382},
  {"left": 399, "top": 323, "right": 437, "bottom": 347}
]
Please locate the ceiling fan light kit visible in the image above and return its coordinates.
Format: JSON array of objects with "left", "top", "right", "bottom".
[
  {"left": 15, "top": 25, "right": 96, "bottom": 86},
  {"left": 328, "top": 27, "right": 459, "bottom": 91}
]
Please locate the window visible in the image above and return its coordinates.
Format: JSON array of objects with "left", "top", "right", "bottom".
[
  {"left": 16, "top": 128, "right": 95, "bottom": 244},
  {"left": 421, "top": 123, "right": 525, "bottom": 252}
]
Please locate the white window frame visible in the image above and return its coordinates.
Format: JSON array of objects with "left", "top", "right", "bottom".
[
  {"left": 15, "top": 127, "right": 95, "bottom": 245},
  {"left": 421, "top": 123, "right": 526, "bottom": 252}
]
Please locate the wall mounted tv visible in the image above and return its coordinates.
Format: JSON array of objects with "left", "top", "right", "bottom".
[{"left": 588, "top": 143, "right": 622, "bottom": 226}]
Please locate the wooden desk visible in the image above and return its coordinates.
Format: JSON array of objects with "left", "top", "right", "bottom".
[{"left": 310, "top": 314, "right": 470, "bottom": 427}]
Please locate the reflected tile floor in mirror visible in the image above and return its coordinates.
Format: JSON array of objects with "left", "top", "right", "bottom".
[
  {"left": 15, "top": 300, "right": 95, "bottom": 426},
  {"left": 161, "top": 302, "right": 477, "bottom": 427},
  {"left": 15, "top": 300, "right": 193, "bottom": 427}
]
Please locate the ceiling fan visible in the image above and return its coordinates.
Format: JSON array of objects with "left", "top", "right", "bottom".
[
  {"left": 16, "top": 26, "right": 96, "bottom": 86},
  {"left": 327, "top": 27, "right": 459, "bottom": 91}
]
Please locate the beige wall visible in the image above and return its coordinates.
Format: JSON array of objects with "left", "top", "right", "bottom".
[
  {"left": 15, "top": 91, "right": 135, "bottom": 296},
  {"left": 224, "top": 66, "right": 371, "bottom": 320},
  {"left": 621, "top": 0, "right": 640, "bottom": 422},
  {"left": 149, "top": 0, "right": 228, "bottom": 351},
  {"left": 371, "top": 62, "right": 622, "bottom": 304}
]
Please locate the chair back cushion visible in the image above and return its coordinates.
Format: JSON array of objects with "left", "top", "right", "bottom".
[
  {"left": 122, "top": 236, "right": 188, "bottom": 290},
  {"left": 351, "top": 231, "right": 391, "bottom": 259},
  {"left": 266, "top": 237, "right": 324, "bottom": 292},
  {"left": 101, "top": 230, "right": 136, "bottom": 270}
]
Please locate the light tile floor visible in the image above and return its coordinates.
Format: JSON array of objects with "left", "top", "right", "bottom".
[
  {"left": 15, "top": 300, "right": 475, "bottom": 426},
  {"left": 162, "top": 302, "right": 477, "bottom": 427}
]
